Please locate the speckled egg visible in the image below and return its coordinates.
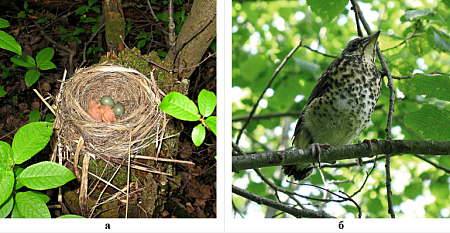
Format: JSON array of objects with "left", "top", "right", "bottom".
[
  {"left": 100, "top": 95, "right": 115, "bottom": 107},
  {"left": 113, "top": 103, "right": 125, "bottom": 116}
]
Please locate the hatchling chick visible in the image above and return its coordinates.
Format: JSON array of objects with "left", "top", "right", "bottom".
[{"left": 88, "top": 100, "right": 116, "bottom": 123}]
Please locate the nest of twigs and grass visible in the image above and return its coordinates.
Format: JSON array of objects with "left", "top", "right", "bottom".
[{"left": 54, "top": 62, "right": 165, "bottom": 162}]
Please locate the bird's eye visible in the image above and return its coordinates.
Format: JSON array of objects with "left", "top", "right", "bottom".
[{"left": 346, "top": 41, "right": 359, "bottom": 52}]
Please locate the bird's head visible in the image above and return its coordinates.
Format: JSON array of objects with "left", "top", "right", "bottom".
[{"left": 342, "top": 30, "right": 381, "bottom": 63}]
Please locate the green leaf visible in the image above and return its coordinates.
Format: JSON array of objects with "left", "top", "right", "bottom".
[
  {"left": 88, "top": 0, "right": 98, "bottom": 7},
  {"left": 432, "top": 29, "right": 450, "bottom": 53},
  {"left": 45, "top": 114, "right": 55, "bottom": 123},
  {"left": 401, "top": 9, "right": 435, "bottom": 21},
  {"left": 192, "top": 124, "right": 205, "bottom": 147},
  {"left": 2, "top": 65, "right": 10, "bottom": 79},
  {"left": 430, "top": 175, "right": 450, "bottom": 199},
  {"left": 76, "top": 6, "right": 89, "bottom": 15},
  {"left": 0, "top": 18, "right": 10, "bottom": 28},
  {"left": 11, "top": 203, "right": 25, "bottom": 218},
  {"left": 57, "top": 27, "right": 67, "bottom": 32},
  {"left": 11, "top": 54, "right": 35, "bottom": 68},
  {"left": 37, "top": 60, "right": 56, "bottom": 70},
  {"left": 156, "top": 12, "right": 169, "bottom": 22},
  {"left": 57, "top": 214, "right": 86, "bottom": 218},
  {"left": 136, "top": 31, "right": 148, "bottom": 40},
  {"left": 367, "top": 196, "right": 383, "bottom": 214},
  {"left": 205, "top": 116, "right": 217, "bottom": 135},
  {"left": 17, "top": 11, "right": 26, "bottom": 19},
  {"left": 72, "top": 28, "right": 86, "bottom": 36},
  {"left": 58, "top": 33, "right": 70, "bottom": 41},
  {"left": 92, "top": 23, "right": 99, "bottom": 34},
  {"left": 24, "top": 70, "right": 41, "bottom": 87},
  {"left": 12, "top": 122, "right": 53, "bottom": 164},
  {"left": 159, "top": 92, "right": 201, "bottom": 121},
  {"left": 306, "top": 0, "right": 348, "bottom": 21},
  {"left": 404, "top": 182, "right": 423, "bottom": 199},
  {"left": 37, "top": 17, "right": 47, "bottom": 24},
  {"left": 137, "top": 39, "right": 146, "bottom": 49},
  {"left": 0, "top": 85, "right": 6, "bottom": 96},
  {"left": 0, "top": 31, "right": 22, "bottom": 55},
  {"left": 404, "top": 104, "right": 450, "bottom": 141},
  {"left": 71, "top": 37, "right": 82, "bottom": 44},
  {"left": 29, "top": 110, "right": 40, "bottom": 122},
  {"left": 411, "top": 73, "right": 450, "bottom": 101},
  {"left": 0, "top": 194, "right": 13, "bottom": 218},
  {"left": 198, "top": 89, "right": 216, "bottom": 117},
  {"left": 29, "top": 191, "right": 50, "bottom": 203},
  {"left": 91, "top": 6, "right": 100, "bottom": 14},
  {"left": 0, "top": 141, "right": 14, "bottom": 167},
  {"left": 0, "top": 168, "right": 14, "bottom": 207},
  {"left": 94, "top": 47, "right": 104, "bottom": 53},
  {"left": 15, "top": 191, "right": 51, "bottom": 218},
  {"left": 79, "top": 16, "right": 97, "bottom": 23},
  {"left": 36, "top": 48, "right": 54, "bottom": 65},
  {"left": 157, "top": 51, "right": 167, "bottom": 58},
  {"left": 13, "top": 166, "right": 25, "bottom": 190},
  {"left": 18, "top": 161, "right": 75, "bottom": 190}
]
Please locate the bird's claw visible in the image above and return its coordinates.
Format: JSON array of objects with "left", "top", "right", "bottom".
[
  {"left": 360, "top": 138, "right": 379, "bottom": 156},
  {"left": 356, "top": 139, "right": 379, "bottom": 166},
  {"left": 311, "top": 143, "right": 330, "bottom": 168}
]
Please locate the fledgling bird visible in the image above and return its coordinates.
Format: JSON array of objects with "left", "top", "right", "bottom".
[
  {"left": 88, "top": 100, "right": 102, "bottom": 122},
  {"left": 283, "top": 30, "right": 382, "bottom": 182},
  {"left": 99, "top": 105, "right": 116, "bottom": 123},
  {"left": 88, "top": 100, "right": 117, "bottom": 123}
]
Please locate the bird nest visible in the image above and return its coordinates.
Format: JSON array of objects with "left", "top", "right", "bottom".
[{"left": 54, "top": 63, "right": 165, "bottom": 161}]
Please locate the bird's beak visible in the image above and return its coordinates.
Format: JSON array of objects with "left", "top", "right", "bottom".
[{"left": 363, "top": 30, "right": 381, "bottom": 61}]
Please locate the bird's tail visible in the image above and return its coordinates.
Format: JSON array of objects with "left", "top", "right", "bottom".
[{"left": 282, "top": 164, "right": 314, "bottom": 182}]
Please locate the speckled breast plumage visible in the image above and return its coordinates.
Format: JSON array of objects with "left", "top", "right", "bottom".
[{"left": 299, "top": 54, "right": 381, "bottom": 147}]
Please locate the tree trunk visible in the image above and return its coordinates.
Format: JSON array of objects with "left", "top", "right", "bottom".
[
  {"left": 166, "top": 0, "right": 216, "bottom": 82},
  {"left": 103, "top": 0, "right": 125, "bottom": 54}
]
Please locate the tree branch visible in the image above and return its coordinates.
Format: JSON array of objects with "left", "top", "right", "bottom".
[
  {"left": 232, "top": 140, "right": 450, "bottom": 172},
  {"left": 232, "top": 185, "right": 335, "bottom": 218}
]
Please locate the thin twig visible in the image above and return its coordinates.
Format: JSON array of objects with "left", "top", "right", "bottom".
[
  {"left": 386, "top": 70, "right": 450, "bottom": 80},
  {"left": 300, "top": 43, "right": 338, "bottom": 58},
  {"left": 132, "top": 155, "right": 194, "bottom": 165},
  {"left": 146, "top": 0, "right": 159, "bottom": 21},
  {"left": 232, "top": 185, "right": 336, "bottom": 218},
  {"left": 413, "top": 154, "right": 450, "bottom": 174},
  {"left": 349, "top": 157, "right": 378, "bottom": 198},
  {"left": 381, "top": 19, "right": 421, "bottom": 53},
  {"left": 33, "top": 89, "right": 56, "bottom": 115},
  {"left": 352, "top": 3, "right": 363, "bottom": 37}
]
